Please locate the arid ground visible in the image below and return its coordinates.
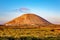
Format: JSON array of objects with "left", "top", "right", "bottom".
[{"left": 0, "top": 25, "right": 60, "bottom": 40}]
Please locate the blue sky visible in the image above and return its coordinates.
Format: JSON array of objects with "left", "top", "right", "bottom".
[{"left": 0, "top": 0, "right": 60, "bottom": 24}]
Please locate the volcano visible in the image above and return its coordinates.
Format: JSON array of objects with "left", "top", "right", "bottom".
[{"left": 5, "top": 13, "right": 51, "bottom": 26}]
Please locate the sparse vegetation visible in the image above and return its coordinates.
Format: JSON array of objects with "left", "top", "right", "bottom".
[
  {"left": 0, "top": 36, "right": 60, "bottom": 40},
  {"left": 0, "top": 25, "right": 60, "bottom": 40}
]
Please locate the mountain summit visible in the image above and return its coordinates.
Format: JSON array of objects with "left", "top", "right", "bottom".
[{"left": 5, "top": 13, "right": 51, "bottom": 26}]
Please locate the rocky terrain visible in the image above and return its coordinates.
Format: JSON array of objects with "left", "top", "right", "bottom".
[{"left": 5, "top": 13, "right": 51, "bottom": 26}]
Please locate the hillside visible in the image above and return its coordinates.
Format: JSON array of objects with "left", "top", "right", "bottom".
[{"left": 4, "top": 13, "right": 51, "bottom": 28}]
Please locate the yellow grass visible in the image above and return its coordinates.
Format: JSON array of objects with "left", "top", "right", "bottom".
[{"left": 0, "top": 25, "right": 60, "bottom": 38}]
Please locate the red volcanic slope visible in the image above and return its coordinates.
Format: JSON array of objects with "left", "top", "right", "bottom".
[{"left": 5, "top": 13, "right": 51, "bottom": 26}]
